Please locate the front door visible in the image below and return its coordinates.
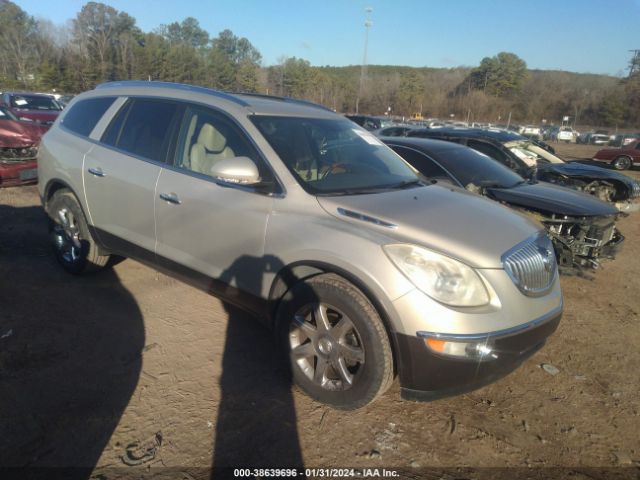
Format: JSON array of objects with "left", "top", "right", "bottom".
[{"left": 154, "top": 104, "right": 274, "bottom": 304}]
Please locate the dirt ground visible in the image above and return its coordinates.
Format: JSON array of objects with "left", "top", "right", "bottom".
[{"left": 1, "top": 143, "right": 639, "bottom": 479}]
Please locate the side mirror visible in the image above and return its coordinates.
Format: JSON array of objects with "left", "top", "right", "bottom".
[{"left": 210, "top": 156, "right": 261, "bottom": 185}]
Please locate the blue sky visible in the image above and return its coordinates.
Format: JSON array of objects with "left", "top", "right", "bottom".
[{"left": 17, "top": 0, "right": 640, "bottom": 75}]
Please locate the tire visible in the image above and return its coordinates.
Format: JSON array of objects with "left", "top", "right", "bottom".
[
  {"left": 612, "top": 156, "right": 632, "bottom": 171},
  {"left": 47, "top": 188, "right": 112, "bottom": 274},
  {"left": 276, "top": 273, "right": 394, "bottom": 410}
]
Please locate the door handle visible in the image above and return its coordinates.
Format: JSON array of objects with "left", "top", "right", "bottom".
[
  {"left": 159, "top": 192, "right": 182, "bottom": 205},
  {"left": 87, "top": 167, "right": 106, "bottom": 177}
]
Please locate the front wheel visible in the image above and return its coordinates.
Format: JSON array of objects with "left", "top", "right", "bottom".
[
  {"left": 612, "top": 156, "right": 632, "bottom": 171},
  {"left": 277, "top": 273, "right": 394, "bottom": 410},
  {"left": 48, "top": 189, "right": 112, "bottom": 274}
]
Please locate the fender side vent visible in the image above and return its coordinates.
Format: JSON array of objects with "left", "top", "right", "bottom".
[{"left": 337, "top": 208, "right": 397, "bottom": 229}]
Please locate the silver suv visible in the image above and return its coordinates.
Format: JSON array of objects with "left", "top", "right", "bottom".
[{"left": 38, "top": 81, "right": 563, "bottom": 409}]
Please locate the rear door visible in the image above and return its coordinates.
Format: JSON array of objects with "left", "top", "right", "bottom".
[{"left": 83, "top": 98, "right": 182, "bottom": 255}]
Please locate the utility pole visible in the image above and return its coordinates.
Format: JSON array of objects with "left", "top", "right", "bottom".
[
  {"left": 355, "top": 7, "right": 373, "bottom": 114},
  {"left": 629, "top": 50, "right": 640, "bottom": 76}
]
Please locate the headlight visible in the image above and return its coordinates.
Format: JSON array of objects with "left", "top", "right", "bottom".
[{"left": 384, "top": 244, "right": 490, "bottom": 307}]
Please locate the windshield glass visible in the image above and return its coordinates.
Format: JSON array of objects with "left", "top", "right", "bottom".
[
  {"left": 252, "top": 116, "right": 420, "bottom": 194},
  {"left": 432, "top": 146, "right": 525, "bottom": 189},
  {"left": 10, "top": 94, "right": 62, "bottom": 111},
  {"left": 506, "top": 140, "right": 564, "bottom": 165}
]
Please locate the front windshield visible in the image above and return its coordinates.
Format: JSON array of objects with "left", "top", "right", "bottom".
[
  {"left": 432, "top": 146, "right": 525, "bottom": 189},
  {"left": 506, "top": 140, "right": 564, "bottom": 165},
  {"left": 252, "top": 116, "right": 420, "bottom": 194},
  {"left": 10, "top": 94, "right": 62, "bottom": 111}
]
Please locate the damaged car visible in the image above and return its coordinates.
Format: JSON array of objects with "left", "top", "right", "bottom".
[
  {"left": 0, "top": 91, "right": 62, "bottom": 127},
  {"left": 385, "top": 137, "right": 624, "bottom": 273},
  {"left": 0, "top": 106, "right": 47, "bottom": 186},
  {"left": 407, "top": 128, "right": 640, "bottom": 210}
]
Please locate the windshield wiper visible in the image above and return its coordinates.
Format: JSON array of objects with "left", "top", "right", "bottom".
[{"left": 386, "top": 179, "right": 424, "bottom": 189}]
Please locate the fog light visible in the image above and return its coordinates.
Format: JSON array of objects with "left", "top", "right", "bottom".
[{"left": 424, "top": 337, "right": 497, "bottom": 360}]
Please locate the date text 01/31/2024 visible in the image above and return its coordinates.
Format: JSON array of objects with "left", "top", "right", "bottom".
[{"left": 233, "top": 468, "right": 400, "bottom": 478}]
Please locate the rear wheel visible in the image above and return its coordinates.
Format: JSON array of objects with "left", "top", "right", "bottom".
[
  {"left": 612, "top": 156, "right": 632, "bottom": 171},
  {"left": 277, "top": 273, "right": 394, "bottom": 410},
  {"left": 48, "top": 189, "right": 112, "bottom": 274}
]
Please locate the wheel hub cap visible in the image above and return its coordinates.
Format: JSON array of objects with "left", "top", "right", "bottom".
[{"left": 317, "top": 337, "right": 333, "bottom": 355}]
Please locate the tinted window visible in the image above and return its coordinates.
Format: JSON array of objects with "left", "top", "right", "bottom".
[
  {"left": 467, "top": 140, "right": 506, "bottom": 162},
  {"left": 101, "top": 101, "right": 130, "bottom": 147},
  {"left": 390, "top": 146, "right": 453, "bottom": 182},
  {"left": 430, "top": 145, "right": 525, "bottom": 189},
  {"left": 61, "top": 97, "right": 116, "bottom": 137},
  {"left": 103, "top": 99, "right": 179, "bottom": 162}
]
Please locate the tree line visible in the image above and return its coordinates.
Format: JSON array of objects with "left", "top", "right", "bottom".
[{"left": 1, "top": 0, "right": 638, "bottom": 129}]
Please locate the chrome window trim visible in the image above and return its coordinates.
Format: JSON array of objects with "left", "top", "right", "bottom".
[
  {"left": 417, "top": 302, "right": 563, "bottom": 342},
  {"left": 58, "top": 94, "right": 287, "bottom": 198}
]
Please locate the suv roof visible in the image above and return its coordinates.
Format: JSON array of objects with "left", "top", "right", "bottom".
[{"left": 95, "top": 80, "right": 334, "bottom": 117}]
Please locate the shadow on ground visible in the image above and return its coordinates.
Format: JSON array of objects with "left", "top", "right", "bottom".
[
  {"left": 0, "top": 204, "right": 144, "bottom": 479},
  {"left": 211, "top": 255, "right": 305, "bottom": 477}
]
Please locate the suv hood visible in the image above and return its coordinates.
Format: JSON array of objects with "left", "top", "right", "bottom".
[
  {"left": 539, "top": 161, "right": 637, "bottom": 189},
  {"left": 316, "top": 184, "right": 541, "bottom": 269},
  {"left": 488, "top": 182, "right": 619, "bottom": 217}
]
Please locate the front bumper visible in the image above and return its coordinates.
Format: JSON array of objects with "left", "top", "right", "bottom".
[
  {"left": 0, "top": 159, "right": 38, "bottom": 187},
  {"left": 394, "top": 307, "right": 562, "bottom": 402}
]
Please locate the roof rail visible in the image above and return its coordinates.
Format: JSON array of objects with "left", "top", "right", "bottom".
[
  {"left": 234, "top": 91, "right": 334, "bottom": 113},
  {"left": 95, "top": 80, "right": 249, "bottom": 107}
]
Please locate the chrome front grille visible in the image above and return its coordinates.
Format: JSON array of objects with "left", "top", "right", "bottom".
[{"left": 502, "top": 234, "right": 557, "bottom": 297}]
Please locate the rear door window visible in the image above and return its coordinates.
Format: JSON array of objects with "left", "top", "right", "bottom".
[
  {"left": 61, "top": 97, "right": 116, "bottom": 137},
  {"left": 101, "top": 98, "right": 181, "bottom": 163}
]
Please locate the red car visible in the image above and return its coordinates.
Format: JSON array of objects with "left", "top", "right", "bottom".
[
  {"left": 593, "top": 140, "right": 640, "bottom": 171},
  {"left": 0, "top": 91, "right": 62, "bottom": 126},
  {"left": 0, "top": 106, "right": 48, "bottom": 187}
]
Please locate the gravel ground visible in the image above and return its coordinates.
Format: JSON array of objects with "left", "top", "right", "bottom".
[{"left": 1, "top": 143, "right": 639, "bottom": 479}]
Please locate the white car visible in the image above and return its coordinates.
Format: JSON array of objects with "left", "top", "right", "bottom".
[
  {"left": 557, "top": 126, "right": 577, "bottom": 143},
  {"left": 521, "top": 125, "right": 541, "bottom": 140}
]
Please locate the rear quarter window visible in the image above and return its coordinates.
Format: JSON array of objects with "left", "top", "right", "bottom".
[{"left": 61, "top": 97, "right": 116, "bottom": 137}]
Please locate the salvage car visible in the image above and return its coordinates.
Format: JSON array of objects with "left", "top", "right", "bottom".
[
  {"left": 38, "top": 81, "right": 563, "bottom": 409},
  {"left": 0, "top": 106, "right": 47, "bottom": 186},
  {"left": 407, "top": 128, "right": 640, "bottom": 208},
  {"left": 592, "top": 140, "right": 640, "bottom": 170},
  {"left": 385, "top": 137, "right": 623, "bottom": 273},
  {"left": 0, "top": 91, "right": 62, "bottom": 127}
]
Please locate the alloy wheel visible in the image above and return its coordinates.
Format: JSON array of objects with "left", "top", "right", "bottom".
[
  {"left": 52, "top": 207, "right": 82, "bottom": 263},
  {"left": 289, "top": 302, "right": 365, "bottom": 391}
]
